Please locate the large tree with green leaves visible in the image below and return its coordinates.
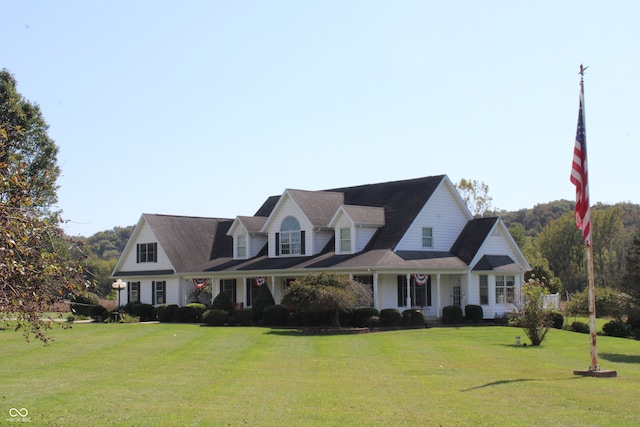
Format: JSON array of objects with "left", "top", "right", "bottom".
[
  {"left": 454, "top": 178, "right": 493, "bottom": 217},
  {"left": 619, "top": 232, "right": 640, "bottom": 305},
  {"left": 1, "top": 69, "right": 84, "bottom": 343}
]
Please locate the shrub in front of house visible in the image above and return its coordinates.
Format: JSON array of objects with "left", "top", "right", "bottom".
[
  {"left": 123, "top": 303, "right": 155, "bottom": 321},
  {"left": 548, "top": 310, "right": 564, "bottom": 329},
  {"left": 187, "top": 303, "right": 206, "bottom": 321},
  {"left": 156, "top": 304, "right": 179, "bottom": 323},
  {"left": 442, "top": 305, "right": 463, "bottom": 325},
  {"left": 301, "top": 310, "right": 333, "bottom": 327},
  {"left": 70, "top": 292, "right": 100, "bottom": 317},
  {"left": 464, "top": 305, "right": 483, "bottom": 323},
  {"left": 263, "top": 305, "right": 289, "bottom": 326},
  {"left": 402, "top": 309, "right": 426, "bottom": 327},
  {"left": 202, "top": 309, "right": 229, "bottom": 326},
  {"left": 252, "top": 285, "right": 276, "bottom": 322},
  {"left": 379, "top": 308, "right": 402, "bottom": 327},
  {"left": 234, "top": 308, "right": 254, "bottom": 326},
  {"left": 211, "top": 292, "right": 234, "bottom": 314},
  {"left": 173, "top": 306, "right": 199, "bottom": 323},
  {"left": 602, "top": 319, "right": 633, "bottom": 338},
  {"left": 90, "top": 305, "right": 109, "bottom": 322},
  {"left": 351, "top": 307, "right": 379, "bottom": 327}
]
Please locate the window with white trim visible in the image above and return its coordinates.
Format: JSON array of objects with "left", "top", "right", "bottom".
[
  {"left": 339, "top": 228, "right": 351, "bottom": 253},
  {"left": 422, "top": 227, "right": 433, "bottom": 248},
  {"left": 237, "top": 234, "right": 246, "bottom": 258},
  {"left": 495, "top": 275, "right": 515, "bottom": 304},
  {"left": 137, "top": 243, "right": 157, "bottom": 263},
  {"left": 128, "top": 281, "right": 140, "bottom": 303},
  {"left": 152, "top": 281, "right": 166, "bottom": 305},
  {"left": 280, "top": 216, "right": 301, "bottom": 255}
]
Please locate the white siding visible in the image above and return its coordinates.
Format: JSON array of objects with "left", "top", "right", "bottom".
[
  {"left": 265, "top": 195, "right": 313, "bottom": 257},
  {"left": 315, "top": 230, "right": 333, "bottom": 253},
  {"left": 396, "top": 184, "right": 469, "bottom": 251},
  {"left": 249, "top": 235, "right": 268, "bottom": 258},
  {"left": 119, "top": 221, "right": 173, "bottom": 272},
  {"left": 355, "top": 227, "right": 377, "bottom": 252}
]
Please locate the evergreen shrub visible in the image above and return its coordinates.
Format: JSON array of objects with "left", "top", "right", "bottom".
[
  {"left": 602, "top": 319, "right": 632, "bottom": 338},
  {"left": 442, "top": 305, "right": 463, "bottom": 324},
  {"left": 173, "top": 306, "right": 199, "bottom": 323},
  {"left": 123, "top": 303, "right": 155, "bottom": 321},
  {"left": 235, "top": 308, "right": 254, "bottom": 326},
  {"left": 379, "top": 309, "right": 402, "bottom": 327},
  {"left": 252, "top": 285, "right": 276, "bottom": 321},
  {"left": 211, "top": 292, "right": 234, "bottom": 314},
  {"left": 548, "top": 310, "right": 564, "bottom": 329},
  {"left": 156, "top": 304, "right": 179, "bottom": 323},
  {"left": 263, "top": 305, "right": 289, "bottom": 326},
  {"left": 202, "top": 309, "right": 229, "bottom": 326},
  {"left": 90, "top": 305, "right": 109, "bottom": 322},
  {"left": 569, "top": 321, "right": 590, "bottom": 333},
  {"left": 402, "top": 309, "right": 426, "bottom": 327},
  {"left": 352, "top": 307, "right": 379, "bottom": 327},
  {"left": 464, "top": 305, "right": 483, "bottom": 323},
  {"left": 187, "top": 303, "right": 206, "bottom": 320},
  {"left": 70, "top": 292, "right": 100, "bottom": 317}
]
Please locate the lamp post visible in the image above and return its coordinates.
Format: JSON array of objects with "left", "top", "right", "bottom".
[{"left": 112, "top": 279, "right": 126, "bottom": 321}]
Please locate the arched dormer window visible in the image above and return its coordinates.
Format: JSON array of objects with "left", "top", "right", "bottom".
[{"left": 277, "top": 216, "right": 305, "bottom": 256}]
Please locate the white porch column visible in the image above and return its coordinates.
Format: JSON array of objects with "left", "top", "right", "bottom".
[
  {"left": 242, "top": 276, "right": 247, "bottom": 308},
  {"left": 211, "top": 278, "right": 218, "bottom": 305},
  {"left": 406, "top": 273, "right": 412, "bottom": 308},
  {"left": 436, "top": 274, "right": 441, "bottom": 317},
  {"left": 373, "top": 272, "right": 379, "bottom": 309},
  {"left": 271, "top": 276, "right": 277, "bottom": 304}
]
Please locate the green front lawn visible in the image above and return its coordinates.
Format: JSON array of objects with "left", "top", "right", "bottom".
[{"left": 1, "top": 323, "right": 639, "bottom": 426}]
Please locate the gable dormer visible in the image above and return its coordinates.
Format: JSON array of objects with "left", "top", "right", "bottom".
[
  {"left": 261, "top": 189, "right": 344, "bottom": 257},
  {"left": 227, "top": 216, "right": 268, "bottom": 259},
  {"left": 328, "top": 205, "right": 385, "bottom": 254},
  {"left": 395, "top": 176, "right": 472, "bottom": 252}
]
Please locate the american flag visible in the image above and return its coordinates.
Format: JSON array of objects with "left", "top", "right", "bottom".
[{"left": 570, "top": 91, "right": 591, "bottom": 246}]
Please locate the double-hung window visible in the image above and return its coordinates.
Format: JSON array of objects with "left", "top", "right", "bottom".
[
  {"left": 340, "top": 228, "right": 351, "bottom": 253},
  {"left": 422, "top": 227, "right": 433, "bottom": 248},
  {"left": 279, "top": 216, "right": 302, "bottom": 255},
  {"left": 495, "top": 275, "right": 515, "bottom": 304},
  {"left": 152, "top": 281, "right": 166, "bottom": 305},
  {"left": 137, "top": 243, "right": 157, "bottom": 263},
  {"left": 128, "top": 281, "right": 140, "bottom": 303},
  {"left": 237, "top": 235, "right": 246, "bottom": 258}
]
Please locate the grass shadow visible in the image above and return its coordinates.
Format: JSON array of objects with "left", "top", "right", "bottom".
[
  {"left": 600, "top": 352, "right": 640, "bottom": 364},
  {"left": 462, "top": 376, "right": 581, "bottom": 392}
]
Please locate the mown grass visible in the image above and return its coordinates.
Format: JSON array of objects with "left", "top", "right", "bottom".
[{"left": 1, "top": 323, "right": 639, "bottom": 426}]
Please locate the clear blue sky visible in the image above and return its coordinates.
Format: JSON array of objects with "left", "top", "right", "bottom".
[{"left": 3, "top": 1, "right": 638, "bottom": 237}]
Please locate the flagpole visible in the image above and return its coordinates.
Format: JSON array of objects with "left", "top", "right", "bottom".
[
  {"left": 573, "top": 65, "right": 615, "bottom": 377},
  {"left": 580, "top": 67, "right": 599, "bottom": 372}
]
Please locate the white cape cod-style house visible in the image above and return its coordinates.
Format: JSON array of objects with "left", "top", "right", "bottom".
[{"left": 112, "top": 175, "right": 530, "bottom": 319}]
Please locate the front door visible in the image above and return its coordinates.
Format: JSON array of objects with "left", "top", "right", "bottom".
[{"left": 452, "top": 277, "right": 462, "bottom": 307}]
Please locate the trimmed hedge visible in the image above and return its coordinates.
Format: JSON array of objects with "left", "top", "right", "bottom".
[
  {"left": 464, "top": 305, "right": 483, "bottom": 323},
  {"left": 548, "top": 310, "right": 564, "bottom": 329},
  {"left": 70, "top": 292, "right": 100, "bottom": 317},
  {"left": 401, "top": 309, "right": 426, "bottom": 327},
  {"left": 211, "top": 292, "right": 234, "bottom": 314},
  {"left": 156, "top": 304, "right": 179, "bottom": 323},
  {"left": 442, "top": 305, "right": 463, "bottom": 325},
  {"left": 123, "top": 302, "right": 155, "bottom": 321},
  {"left": 263, "top": 305, "right": 289, "bottom": 326},
  {"left": 352, "top": 307, "right": 379, "bottom": 327},
  {"left": 569, "top": 321, "right": 590, "bottom": 333},
  {"left": 379, "top": 309, "right": 402, "bottom": 327},
  {"left": 173, "top": 306, "right": 199, "bottom": 323},
  {"left": 234, "top": 308, "right": 255, "bottom": 326},
  {"left": 602, "top": 319, "right": 632, "bottom": 338},
  {"left": 90, "top": 305, "right": 109, "bottom": 322},
  {"left": 202, "top": 309, "right": 229, "bottom": 326}
]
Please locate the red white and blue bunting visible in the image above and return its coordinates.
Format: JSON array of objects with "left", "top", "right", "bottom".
[
  {"left": 413, "top": 274, "right": 430, "bottom": 286},
  {"left": 254, "top": 277, "right": 268, "bottom": 287},
  {"left": 192, "top": 278, "right": 209, "bottom": 289}
]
